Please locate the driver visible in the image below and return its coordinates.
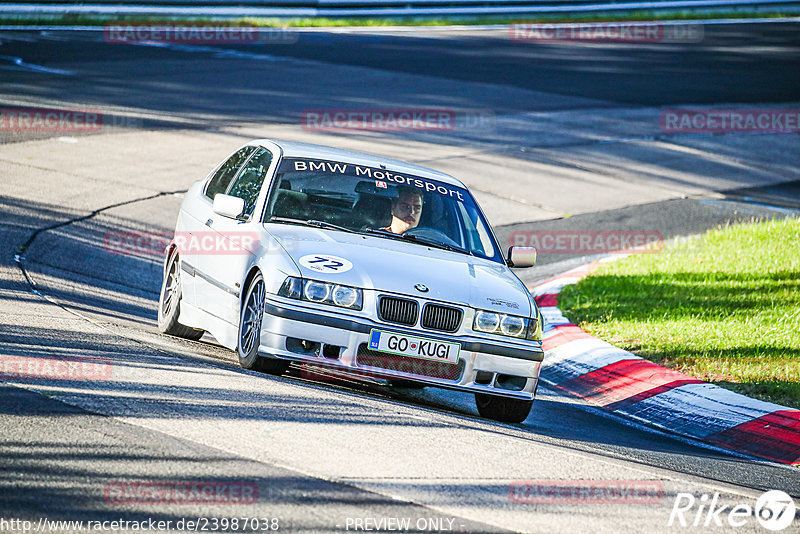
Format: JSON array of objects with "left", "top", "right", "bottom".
[{"left": 384, "top": 187, "right": 423, "bottom": 234}]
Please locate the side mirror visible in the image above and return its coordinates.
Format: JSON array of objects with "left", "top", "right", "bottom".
[
  {"left": 213, "top": 194, "right": 246, "bottom": 220},
  {"left": 507, "top": 246, "right": 537, "bottom": 268}
]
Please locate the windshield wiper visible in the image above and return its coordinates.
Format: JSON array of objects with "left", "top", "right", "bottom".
[
  {"left": 403, "top": 233, "right": 474, "bottom": 256},
  {"left": 362, "top": 228, "right": 473, "bottom": 256},
  {"left": 269, "top": 216, "right": 356, "bottom": 234},
  {"left": 361, "top": 227, "right": 404, "bottom": 239}
]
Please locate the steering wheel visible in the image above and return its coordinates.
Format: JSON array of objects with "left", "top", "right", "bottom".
[{"left": 403, "top": 227, "right": 460, "bottom": 247}]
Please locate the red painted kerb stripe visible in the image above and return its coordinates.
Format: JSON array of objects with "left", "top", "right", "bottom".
[
  {"left": 557, "top": 358, "right": 703, "bottom": 406},
  {"left": 534, "top": 293, "right": 559, "bottom": 307},
  {"left": 706, "top": 410, "right": 800, "bottom": 465}
]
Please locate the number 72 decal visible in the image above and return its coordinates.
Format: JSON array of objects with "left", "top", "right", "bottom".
[{"left": 299, "top": 254, "right": 353, "bottom": 274}]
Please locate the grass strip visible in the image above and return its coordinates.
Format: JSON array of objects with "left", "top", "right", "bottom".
[
  {"left": 0, "top": 11, "right": 797, "bottom": 27},
  {"left": 558, "top": 217, "right": 800, "bottom": 409}
]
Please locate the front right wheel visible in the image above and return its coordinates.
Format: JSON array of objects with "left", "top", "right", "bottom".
[
  {"left": 475, "top": 393, "right": 533, "bottom": 424},
  {"left": 237, "top": 272, "right": 290, "bottom": 376}
]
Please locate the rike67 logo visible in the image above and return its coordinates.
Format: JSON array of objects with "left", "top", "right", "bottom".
[{"left": 668, "top": 490, "right": 797, "bottom": 530}]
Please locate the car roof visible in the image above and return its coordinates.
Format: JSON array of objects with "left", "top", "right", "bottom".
[{"left": 251, "top": 139, "right": 467, "bottom": 188}]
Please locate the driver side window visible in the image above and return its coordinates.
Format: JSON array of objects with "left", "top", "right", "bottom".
[
  {"left": 205, "top": 146, "right": 256, "bottom": 200},
  {"left": 226, "top": 148, "right": 273, "bottom": 218}
]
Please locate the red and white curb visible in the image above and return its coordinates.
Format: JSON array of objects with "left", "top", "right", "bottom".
[{"left": 530, "top": 259, "right": 800, "bottom": 466}]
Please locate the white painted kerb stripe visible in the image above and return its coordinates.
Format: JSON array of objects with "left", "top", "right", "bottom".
[
  {"left": 618, "top": 382, "right": 786, "bottom": 437},
  {"left": 530, "top": 276, "right": 581, "bottom": 297},
  {"left": 540, "top": 306, "right": 571, "bottom": 330}
]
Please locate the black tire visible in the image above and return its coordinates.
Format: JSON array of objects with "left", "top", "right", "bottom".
[
  {"left": 475, "top": 393, "right": 533, "bottom": 424},
  {"left": 238, "top": 272, "right": 290, "bottom": 376},
  {"left": 158, "top": 250, "right": 205, "bottom": 341}
]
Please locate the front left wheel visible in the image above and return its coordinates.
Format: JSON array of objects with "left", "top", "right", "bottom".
[
  {"left": 475, "top": 393, "right": 533, "bottom": 424},
  {"left": 238, "top": 272, "right": 290, "bottom": 376},
  {"left": 158, "top": 250, "right": 205, "bottom": 341}
]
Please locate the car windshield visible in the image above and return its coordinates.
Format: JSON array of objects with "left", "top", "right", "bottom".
[{"left": 263, "top": 157, "right": 503, "bottom": 263}]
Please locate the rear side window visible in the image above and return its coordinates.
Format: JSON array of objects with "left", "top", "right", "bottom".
[
  {"left": 205, "top": 146, "right": 256, "bottom": 200},
  {"left": 226, "top": 148, "right": 273, "bottom": 218}
]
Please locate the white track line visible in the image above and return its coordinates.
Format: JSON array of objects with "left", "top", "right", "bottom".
[{"left": 0, "top": 17, "right": 799, "bottom": 32}]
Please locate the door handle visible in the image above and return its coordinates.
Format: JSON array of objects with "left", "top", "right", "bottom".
[{"left": 205, "top": 219, "right": 213, "bottom": 227}]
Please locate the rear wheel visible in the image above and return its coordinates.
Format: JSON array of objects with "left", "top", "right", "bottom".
[
  {"left": 158, "top": 250, "right": 204, "bottom": 341},
  {"left": 475, "top": 393, "right": 532, "bottom": 423},
  {"left": 238, "top": 272, "right": 289, "bottom": 376}
]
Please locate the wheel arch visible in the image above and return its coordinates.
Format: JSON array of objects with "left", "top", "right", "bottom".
[
  {"left": 163, "top": 241, "right": 180, "bottom": 275},
  {"left": 240, "top": 266, "right": 263, "bottom": 312}
]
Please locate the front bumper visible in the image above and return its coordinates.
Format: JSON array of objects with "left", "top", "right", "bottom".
[{"left": 259, "top": 296, "right": 543, "bottom": 399}]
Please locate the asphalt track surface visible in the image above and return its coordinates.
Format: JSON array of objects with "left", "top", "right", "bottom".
[{"left": 0, "top": 22, "right": 799, "bottom": 533}]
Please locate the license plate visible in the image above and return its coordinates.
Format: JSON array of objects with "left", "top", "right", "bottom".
[{"left": 368, "top": 329, "right": 460, "bottom": 364}]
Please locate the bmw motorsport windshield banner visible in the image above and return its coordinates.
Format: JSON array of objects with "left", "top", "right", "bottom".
[{"left": 278, "top": 158, "right": 467, "bottom": 202}]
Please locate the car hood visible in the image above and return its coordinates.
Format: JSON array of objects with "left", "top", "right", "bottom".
[{"left": 265, "top": 224, "right": 532, "bottom": 316}]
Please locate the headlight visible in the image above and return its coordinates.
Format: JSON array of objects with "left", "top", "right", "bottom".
[
  {"left": 474, "top": 311, "right": 500, "bottom": 333},
  {"left": 279, "top": 277, "right": 362, "bottom": 310},
  {"left": 473, "top": 309, "right": 531, "bottom": 339},
  {"left": 526, "top": 310, "right": 543, "bottom": 341},
  {"left": 332, "top": 285, "right": 359, "bottom": 308},
  {"left": 500, "top": 315, "right": 525, "bottom": 337},
  {"left": 304, "top": 281, "right": 330, "bottom": 303}
]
